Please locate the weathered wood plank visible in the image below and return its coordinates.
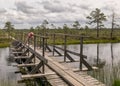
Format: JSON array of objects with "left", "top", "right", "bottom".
[
  {"left": 17, "top": 63, "right": 38, "bottom": 67},
  {"left": 21, "top": 72, "right": 56, "bottom": 79},
  {"left": 73, "top": 66, "right": 98, "bottom": 72},
  {"left": 14, "top": 56, "right": 29, "bottom": 59},
  {"left": 12, "top": 52, "right": 23, "bottom": 54}
]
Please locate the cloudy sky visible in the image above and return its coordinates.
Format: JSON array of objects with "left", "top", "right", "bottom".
[{"left": 0, "top": 0, "right": 120, "bottom": 29}]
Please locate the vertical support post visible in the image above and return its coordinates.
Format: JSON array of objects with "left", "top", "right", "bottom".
[
  {"left": 53, "top": 34, "right": 55, "bottom": 56},
  {"left": 36, "top": 36, "right": 38, "bottom": 48},
  {"left": 42, "top": 37, "right": 45, "bottom": 73},
  {"left": 34, "top": 35, "right": 36, "bottom": 63},
  {"left": 45, "top": 34, "right": 48, "bottom": 51},
  {"left": 80, "top": 37, "right": 83, "bottom": 70},
  {"left": 40, "top": 37, "right": 42, "bottom": 48},
  {"left": 24, "top": 33, "right": 25, "bottom": 44},
  {"left": 42, "top": 37, "right": 45, "bottom": 57},
  {"left": 22, "top": 32, "right": 24, "bottom": 43},
  {"left": 20, "top": 32, "right": 22, "bottom": 42},
  {"left": 34, "top": 35, "right": 36, "bottom": 51},
  {"left": 64, "top": 35, "right": 67, "bottom": 62}
]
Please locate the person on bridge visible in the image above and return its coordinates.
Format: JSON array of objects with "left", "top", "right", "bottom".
[{"left": 25, "top": 32, "right": 34, "bottom": 45}]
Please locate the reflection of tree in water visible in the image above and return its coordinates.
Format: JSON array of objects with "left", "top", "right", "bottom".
[
  {"left": 89, "top": 43, "right": 120, "bottom": 86},
  {"left": 93, "top": 43, "right": 106, "bottom": 68},
  {"left": 93, "top": 58, "right": 106, "bottom": 68},
  {"left": 88, "top": 43, "right": 106, "bottom": 85}
]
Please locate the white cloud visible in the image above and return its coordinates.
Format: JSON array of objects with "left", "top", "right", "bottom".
[{"left": 0, "top": 0, "right": 120, "bottom": 29}]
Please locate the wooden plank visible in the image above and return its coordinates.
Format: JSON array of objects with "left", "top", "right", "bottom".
[
  {"left": 14, "top": 56, "right": 29, "bottom": 59},
  {"left": 73, "top": 66, "right": 98, "bottom": 72},
  {"left": 21, "top": 72, "right": 56, "bottom": 79},
  {"left": 17, "top": 63, "right": 38, "bottom": 67},
  {"left": 12, "top": 52, "right": 23, "bottom": 54}
]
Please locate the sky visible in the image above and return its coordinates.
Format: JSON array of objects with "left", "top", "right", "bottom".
[{"left": 0, "top": 0, "right": 120, "bottom": 29}]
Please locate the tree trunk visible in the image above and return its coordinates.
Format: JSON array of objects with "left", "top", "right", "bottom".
[
  {"left": 111, "top": 12, "right": 115, "bottom": 39},
  {"left": 97, "top": 21, "right": 99, "bottom": 38}
]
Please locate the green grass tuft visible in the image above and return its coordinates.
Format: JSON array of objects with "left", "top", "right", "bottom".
[
  {"left": 113, "top": 80, "right": 120, "bottom": 86},
  {"left": 0, "top": 43, "right": 10, "bottom": 48}
]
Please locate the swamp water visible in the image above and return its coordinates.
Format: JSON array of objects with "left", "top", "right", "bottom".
[
  {"left": 0, "top": 48, "right": 24, "bottom": 86},
  {"left": 56, "top": 43, "right": 120, "bottom": 86},
  {"left": 0, "top": 43, "right": 120, "bottom": 86}
]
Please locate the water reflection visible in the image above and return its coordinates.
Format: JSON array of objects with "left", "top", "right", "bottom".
[
  {"left": 65, "top": 43, "right": 120, "bottom": 86},
  {"left": 0, "top": 48, "right": 24, "bottom": 86}
]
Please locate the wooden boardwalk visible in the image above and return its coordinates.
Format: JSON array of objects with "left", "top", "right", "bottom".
[
  {"left": 10, "top": 33, "right": 106, "bottom": 86},
  {"left": 10, "top": 44, "right": 105, "bottom": 86}
]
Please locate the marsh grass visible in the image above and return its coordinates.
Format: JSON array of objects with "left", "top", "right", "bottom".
[
  {"left": 0, "top": 38, "right": 11, "bottom": 48},
  {"left": 113, "top": 80, "right": 120, "bottom": 86}
]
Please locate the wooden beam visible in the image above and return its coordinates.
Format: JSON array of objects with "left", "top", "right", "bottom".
[
  {"left": 73, "top": 66, "right": 98, "bottom": 72},
  {"left": 82, "top": 59, "right": 93, "bottom": 71},
  {"left": 25, "top": 54, "right": 34, "bottom": 64},
  {"left": 54, "top": 48, "right": 63, "bottom": 56},
  {"left": 14, "top": 56, "right": 29, "bottom": 59},
  {"left": 21, "top": 72, "right": 55, "bottom": 79},
  {"left": 12, "top": 52, "right": 23, "bottom": 54},
  {"left": 46, "top": 45, "right": 52, "bottom": 52},
  {"left": 26, "top": 46, "right": 48, "bottom": 63},
  {"left": 66, "top": 53, "right": 75, "bottom": 62},
  {"left": 17, "top": 63, "right": 38, "bottom": 67},
  {"left": 54, "top": 46, "right": 87, "bottom": 59},
  {"left": 30, "top": 61, "right": 43, "bottom": 74}
]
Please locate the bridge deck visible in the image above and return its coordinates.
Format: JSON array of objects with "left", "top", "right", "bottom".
[
  {"left": 30, "top": 45, "right": 105, "bottom": 86},
  {"left": 10, "top": 43, "right": 106, "bottom": 86}
]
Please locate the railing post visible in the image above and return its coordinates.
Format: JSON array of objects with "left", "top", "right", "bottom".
[
  {"left": 80, "top": 36, "right": 83, "bottom": 70},
  {"left": 53, "top": 34, "right": 55, "bottom": 56},
  {"left": 34, "top": 35, "right": 36, "bottom": 63},
  {"left": 64, "top": 35, "right": 67, "bottom": 62},
  {"left": 20, "top": 32, "right": 22, "bottom": 42},
  {"left": 42, "top": 37, "right": 45, "bottom": 57},
  {"left": 22, "top": 32, "right": 24, "bottom": 43},
  {"left": 45, "top": 33, "right": 48, "bottom": 51},
  {"left": 42, "top": 37, "right": 45, "bottom": 73},
  {"left": 24, "top": 33, "right": 26, "bottom": 44}
]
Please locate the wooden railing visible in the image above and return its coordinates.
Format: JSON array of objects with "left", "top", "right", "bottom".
[{"left": 14, "top": 32, "right": 94, "bottom": 71}]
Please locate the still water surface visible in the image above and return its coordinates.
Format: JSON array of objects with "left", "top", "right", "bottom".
[
  {"left": 57, "top": 43, "right": 120, "bottom": 86},
  {"left": 0, "top": 43, "right": 120, "bottom": 86},
  {"left": 0, "top": 48, "right": 24, "bottom": 86}
]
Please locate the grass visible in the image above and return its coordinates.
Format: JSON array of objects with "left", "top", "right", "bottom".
[
  {"left": 0, "top": 38, "right": 11, "bottom": 48},
  {"left": 47, "top": 37, "right": 120, "bottom": 45},
  {"left": 0, "top": 43, "right": 10, "bottom": 48},
  {"left": 113, "top": 80, "right": 120, "bottom": 86}
]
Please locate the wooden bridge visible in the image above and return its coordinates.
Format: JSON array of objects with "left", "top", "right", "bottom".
[{"left": 10, "top": 33, "right": 106, "bottom": 86}]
